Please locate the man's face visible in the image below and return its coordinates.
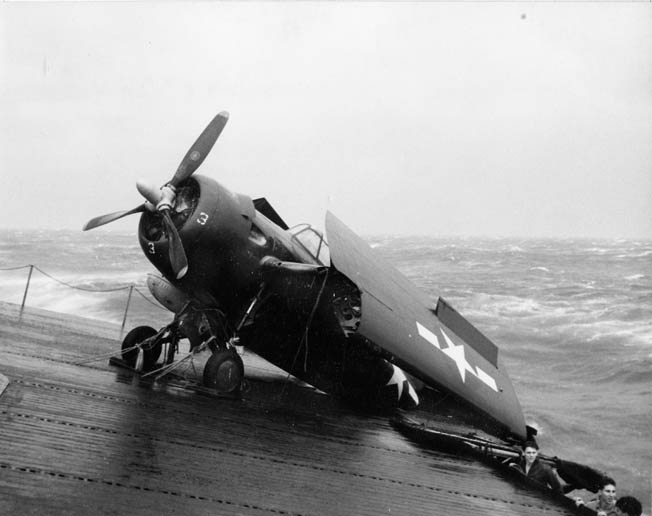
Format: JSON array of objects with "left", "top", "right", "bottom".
[
  {"left": 599, "top": 484, "right": 617, "bottom": 505},
  {"left": 524, "top": 446, "right": 538, "bottom": 465}
]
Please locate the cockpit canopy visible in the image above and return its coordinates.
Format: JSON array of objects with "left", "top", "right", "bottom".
[{"left": 289, "top": 224, "right": 330, "bottom": 266}]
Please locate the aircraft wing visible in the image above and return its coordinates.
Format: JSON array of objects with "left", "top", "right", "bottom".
[{"left": 325, "top": 211, "right": 527, "bottom": 440}]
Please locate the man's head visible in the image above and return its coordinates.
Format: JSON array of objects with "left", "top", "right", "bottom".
[
  {"left": 597, "top": 477, "right": 617, "bottom": 506},
  {"left": 614, "top": 496, "right": 642, "bottom": 516},
  {"left": 522, "top": 440, "right": 539, "bottom": 466}
]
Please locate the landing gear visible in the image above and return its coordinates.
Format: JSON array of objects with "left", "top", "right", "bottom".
[
  {"left": 203, "top": 348, "right": 244, "bottom": 393},
  {"left": 117, "top": 294, "right": 262, "bottom": 395},
  {"left": 121, "top": 326, "right": 162, "bottom": 370},
  {"left": 200, "top": 287, "right": 263, "bottom": 393}
]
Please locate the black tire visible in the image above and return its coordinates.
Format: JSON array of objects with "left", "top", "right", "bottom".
[
  {"left": 203, "top": 349, "right": 244, "bottom": 393},
  {"left": 121, "top": 326, "right": 161, "bottom": 370}
]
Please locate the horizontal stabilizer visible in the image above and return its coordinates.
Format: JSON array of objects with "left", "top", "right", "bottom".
[{"left": 434, "top": 298, "right": 498, "bottom": 368}]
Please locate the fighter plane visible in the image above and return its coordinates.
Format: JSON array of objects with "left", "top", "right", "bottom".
[{"left": 83, "top": 111, "right": 528, "bottom": 442}]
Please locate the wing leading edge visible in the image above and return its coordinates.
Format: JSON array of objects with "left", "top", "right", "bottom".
[{"left": 325, "top": 211, "right": 527, "bottom": 440}]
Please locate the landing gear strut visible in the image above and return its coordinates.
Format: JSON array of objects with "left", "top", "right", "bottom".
[{"left": 199, "top": 286, "right": 263, "bottom": 392}]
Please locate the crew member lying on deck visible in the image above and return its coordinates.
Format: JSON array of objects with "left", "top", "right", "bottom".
[{"left": 510, "top": 440, "right": 562, "bottom": 492}]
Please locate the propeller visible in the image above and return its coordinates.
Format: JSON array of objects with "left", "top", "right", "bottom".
[
  {"left": 136, "top": 180, "right": 188, "bottom": 279},
  {"left": 160, "top": 211, "right": 188, "bottom": 279},
  {"left": 82, "top": 111, "right": 230, "bottom": 279},
  {"left": 168, "top": 111, "right": 229, "bottom": 189},
  {"left": 82, "top": 204, "right": 148, "bottom": 231}
]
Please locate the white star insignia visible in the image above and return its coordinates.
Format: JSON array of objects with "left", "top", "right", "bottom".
[
  {"left": 385, "top": 365, "right": 406, "bottom": 400},
  {"left": 440, "top": 328, "right": 476, "bottom": 383},
  {"left": 416, "top": 321, "right": 499, "bottom": 392},
  {"left": 405, "top": 380, "right": 419, "bottom": 406}
]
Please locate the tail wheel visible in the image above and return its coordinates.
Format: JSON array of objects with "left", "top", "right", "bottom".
[
  {"left": 203, "top": 349, "right": 244, "bottom": 393},
  {"left": 121, "top": 326, "right": 162, "bottom": 370}
]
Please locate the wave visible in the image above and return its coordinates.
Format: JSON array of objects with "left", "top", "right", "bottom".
[
  {"left": 620, "top": 250, "right": 652, "bottom": 258},
  {"left": 463, "top": 292, "right": 546, "bottom": 318},
  {"left": 529, "top": 266, "right": 550, "bottom": 273},
  {"left": 624, "top": 274, "right": 646, "bottom": 281}
]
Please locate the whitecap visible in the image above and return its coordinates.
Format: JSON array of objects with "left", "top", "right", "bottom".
[
  {"left": 530, "top": 266, "right": 550, "bottom": 273},
  {"left": 464, "top": 292, "right": 544, "bottom": 318}
]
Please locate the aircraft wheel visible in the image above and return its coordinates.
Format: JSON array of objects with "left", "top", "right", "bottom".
[
  {"left": 121, "top": 326, "right": 162, "bottom": 370},
  {"left": 203, "top": 349, "right": 244, "bottom": 393}
]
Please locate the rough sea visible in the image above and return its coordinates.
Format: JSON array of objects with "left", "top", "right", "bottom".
[{"left": 1, "top": 228, "right": 650, "bottom": 512}]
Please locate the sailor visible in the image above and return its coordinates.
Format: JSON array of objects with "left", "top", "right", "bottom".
[
  {"left": 510, "top": 440, "right": 561, "bottom": 491},
  {"left": 575, "top": 477, "right": 617, "bottom": 516},
  {"left": 614, "top": 496, "right": 643, "bottom": 516}
]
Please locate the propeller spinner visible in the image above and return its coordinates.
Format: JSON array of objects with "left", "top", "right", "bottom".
[{"left": 82, "top": 111, "right": 230, "bottom": 279}]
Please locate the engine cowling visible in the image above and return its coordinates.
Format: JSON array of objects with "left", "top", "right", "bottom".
[{"left": 138, "top": 175, "right": 260, "bottom": 314}]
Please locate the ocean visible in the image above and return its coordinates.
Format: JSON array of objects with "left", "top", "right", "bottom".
[{"left": 1, "top": 228, "right": 650, "bottom": 511}]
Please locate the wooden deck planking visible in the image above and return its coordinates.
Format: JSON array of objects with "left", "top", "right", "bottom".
[{"left": 0, "top": 301, "right": 577, "bottom": 516}]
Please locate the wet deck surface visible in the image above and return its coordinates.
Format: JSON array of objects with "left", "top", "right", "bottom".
[{"left": 0, "top": 301, "right": 579, "bottom": 516}]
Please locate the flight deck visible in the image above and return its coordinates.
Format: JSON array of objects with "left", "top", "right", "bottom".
[{"left": 0, "top": 301, "right": 579, "bottom": 516}]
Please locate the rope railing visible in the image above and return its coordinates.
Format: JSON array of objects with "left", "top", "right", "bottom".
[
  {"left": 34, "top": 266, "right": 132, "bottom": 293},
  {"left": 0, "top": 264, "right": 167, "bottom": 337}
]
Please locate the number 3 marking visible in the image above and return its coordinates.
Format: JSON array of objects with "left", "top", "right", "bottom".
[
  {"left": 148, "top": 242, "right": 155, "bottom": 254},
  {"left": 197, "top": 212, "right": 209, "bottom": 225}
]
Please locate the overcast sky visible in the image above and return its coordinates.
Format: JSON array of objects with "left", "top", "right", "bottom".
[{"left": 1, "top": 2, "right": 651, "bottom": 238}]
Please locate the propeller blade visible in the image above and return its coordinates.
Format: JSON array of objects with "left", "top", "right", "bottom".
[
  {"left": 83, "top": 204, "right": 147, "bottom": 231},
  {"left": 161, "top": 211, "right": 188, "bottom": 279},
  {"left": 168, "top": 111, "right": 229, "bottom": 188}
]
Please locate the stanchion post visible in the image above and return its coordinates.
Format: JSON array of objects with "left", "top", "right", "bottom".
[
  {"left": 120, "top": 284, "right": 134, "bottom": 338},
  {"left": 19, "top": 264, "right": 34, "bottom": 319}
]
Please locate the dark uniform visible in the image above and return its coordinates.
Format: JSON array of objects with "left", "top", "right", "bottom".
[{"left": 512, "top": 458, "right": 562, "bottom": 491}]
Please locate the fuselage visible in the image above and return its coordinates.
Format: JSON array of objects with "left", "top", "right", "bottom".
[{"left": 138, "top": 176, "right": 328, "bottom": 318}]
